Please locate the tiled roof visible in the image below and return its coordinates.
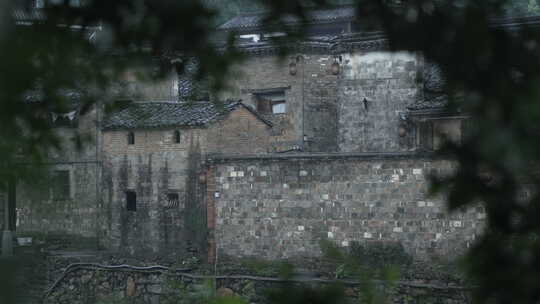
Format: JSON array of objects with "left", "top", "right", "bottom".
[
  {"left": 407, "top": 63, "right": 449, "bottom": 111},
  {"left": 407, "top": 95, "right": 449, "bottom": 111},
  {"left": 102, "top": 101, "right": 272, "bottom": 130},
  {"left": 219, "top": 6, "right": 356, "bottom": 31}
]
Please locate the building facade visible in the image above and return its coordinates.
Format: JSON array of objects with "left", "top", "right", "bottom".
[{"left": 7, "top": 6, "right": 501, "bottom": 262}]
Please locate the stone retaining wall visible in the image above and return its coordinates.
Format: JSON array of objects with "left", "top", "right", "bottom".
[
  {"left": 208, "top": 154, "right": 485, "bottom": 260},
  {"left": 44, "top": 263, "right": 472, "bottom": 304}
]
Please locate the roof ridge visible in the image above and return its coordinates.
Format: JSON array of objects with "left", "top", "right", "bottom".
[
  {"left": 235, "top": 4, "right": 355, "bottom": 17},
  {"left": 132, "top": 100, "right": 212, "bottom": 104}
]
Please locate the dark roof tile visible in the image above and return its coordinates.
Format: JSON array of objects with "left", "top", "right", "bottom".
[
  {"left": 102, "top": 100, "right": 272, "bottom": 130},
  {"left": 219, "top": 6, "right": 356, "bottom": 31},
  {"left": 407, "top": 95, "right": 449, "bottom": 111}
]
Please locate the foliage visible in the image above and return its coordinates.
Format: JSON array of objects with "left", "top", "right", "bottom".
[
  {"left": 238, "top": 257, "right": 295, "bottom": 278},
  {"left": 351, "top": 0, "right": 540, "bottom": 302},
  {"left": 504, "top": 0, "right": 540, "bottom": 15},
  {"left": 3, "top": 0, "right": 540, "bottom": 303},
  {"left": 266, "top": 283, "right": 348, "bottom": 304},
  {"left": 0, "top": 258, "right": 19, "bottom": 304},
  {"left": 349, "top": 241, "right": 412, "bottom": 269},
  {"left": 162, "top": 278, "right": 247, "bottom": 304},
  {"left": 94, "top": 294, "right": 130, "bottom": 304}
]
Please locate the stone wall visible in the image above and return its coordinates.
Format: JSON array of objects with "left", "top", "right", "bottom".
[
  {"left": 338, "top": 52, "right": 420, "bottom": 152},
  {"left": 221, "top": 54, "right": 340, "bottom": 152},
  {"left": 0, "top": 191, "right": 5, "bottom": 230},
  {"left": 206, "top": 107, "right": 273, "bottom": 155},
  {"left": 208, "top": 154, "right": 485, "bottom": 260},
  {"left": 101, "top": 108, "right": 272, "bottom": 257},
  {"left": 16, "top": 162, "right": 100, "bottom": 240},
  {"left": 302, "top": 55, "right": 340, "bottom": 152},
  {"left": 43, "top": 262, "right": 472, "bottom": 304},
  {"left": 15, "top": 105, "right": 101, "bottom": 247},
  {"left": 221, "top": 51, "right": 423, "bottom": 153},
  {"left": 101, "top": 128, "right": 202, "bottom": 257}
]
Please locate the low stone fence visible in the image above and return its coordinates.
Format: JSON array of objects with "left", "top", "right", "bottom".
[{"left": 44, "top": 262, "right": 473, "bottom": 304}]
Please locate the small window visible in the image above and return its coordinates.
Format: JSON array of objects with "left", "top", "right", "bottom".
[
  {"left": 126, "top": 191, "right": 137, "bottom": 211},
  {"left": 52, "top": 170, "right": 70, "bottom": 200},
  {"left": 166, "top": 193, "right": 180, "bottom": 208},
  {"left": 51, "top": 111, "right": 78, "bottom": 128},
  {"left": 272, "top": 101, "right": 286, "bottom": 114},
  {"left": 127, "top": 132, "right": 135, "bottom": 145},
  {"left": 174, "top": 130, "right": 181, "bottom": 144},
  {"left": 255, "top": 91, "right": 286, "bottom": 114}
]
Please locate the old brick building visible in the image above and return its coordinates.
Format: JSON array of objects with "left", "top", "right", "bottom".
[{"left": 6, "top": 5, "right": 521, "bottom": 262}]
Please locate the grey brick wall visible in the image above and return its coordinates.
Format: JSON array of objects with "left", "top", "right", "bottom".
[
  {"left": 211, "top": 155, "right": 484, "bottom": 260},
  {"left": 101, "top": 108, "right": 272, "bottom": 258},
  {"left": 221, "top": 54, "right": 340, "bottom": 152},
  {"left": 16, "top": 105, "right": 102, "bottom": 246},
  {"left": 0, "top": 192, "right": 4, "bottom": 230},
  {"left": 338, "top": 52, "right": 420, "bottom": 152},
  {"left": 101, "top": 135, "right": 196, "bottom": 258}
]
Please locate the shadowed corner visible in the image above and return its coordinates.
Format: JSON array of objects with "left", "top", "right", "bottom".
[{"left": 0, "top": 257, "right": 19, "bottom": 304}]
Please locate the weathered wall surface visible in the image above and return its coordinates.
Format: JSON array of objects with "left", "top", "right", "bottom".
[
  {"left": 117, "top": 70, "right": 179, "bottom": 102},
  {"left": 101, "top": 110, "right": 272, "bottom": 257},
  {"left": 16, "top": 106, "right": 101, "bottom": 246},
  {"left": 301, "top": 55, "right": 339, "bottom": 152},
  {"left": 16, "top": 163, "right": 100, "bottom": 238},
  {"left": 221, "top": 54, "right": 339, "bottom": 152},
  {"left": 338, "top": 52, "right": 420, "bottom": 152},
  {"left": 44, "top": 262, "right": 472, "bottom": 304},
  {"left": 0, "top": 192, "right": 5, "bottom": 229},
  {"left": 206, "top": 107, "right": 273, "bottom": 155},
  {"left": 210, "top": 155, "right": 484, "bottom": 260},
  {"left": 222, "top": 52, "right": 422, "bottom": 153},
  {"left": 102, "top": 128, "right": 204, "bottom": 257}
]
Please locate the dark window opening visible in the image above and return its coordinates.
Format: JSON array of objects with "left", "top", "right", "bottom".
[
  {"left": 126, "top": 191, "right": 137, "bottom": 211},
  {"left": 52, "top": 170, "right": 70, "bottom": 200},
  {"left": 166, "top": 193, "right": 180, "bottom": 208},
  {"left": 174, "top": 130, "right": 181, "bottom": 144},
  {"left": 127, "top": 132, "right": 135, "bottom": 145},
  {"left": 255, "top": 91, "right": 286, "bottom": 114},
  {"left": 51, "top": 111, "right": 78, "bottom": 128}
]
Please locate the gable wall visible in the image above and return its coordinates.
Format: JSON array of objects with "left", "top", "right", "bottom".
[
  {"left": 206, "top": 107, "right": 272, "bottom": 155},
  {"left": 338, "top": 52, "right": 420, "bottom": 152},
  {"left": 100, "top": 109, "right": 274, "bottom": 257},
  {"left": 220, "top": 54, "right": 340, "bottom": 152}
]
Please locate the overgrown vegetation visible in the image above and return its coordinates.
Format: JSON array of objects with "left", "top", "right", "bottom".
[{"left": 3, "top": 0, "right": 540, "bottom": 303}]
